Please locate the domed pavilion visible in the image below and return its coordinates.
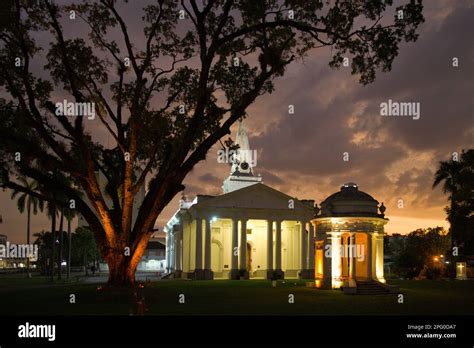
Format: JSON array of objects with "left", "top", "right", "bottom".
[{"left": 312, "top": 183, "right": 388, "bottom": 290}]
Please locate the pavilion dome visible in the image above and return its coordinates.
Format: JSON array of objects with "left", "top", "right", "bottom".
[{"left": 318, "top": 183, "right": 384, "bottom": 218}]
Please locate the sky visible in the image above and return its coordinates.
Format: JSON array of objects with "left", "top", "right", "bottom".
[{"left": 1, "top": 0, "right": 472, "bottom": 243}]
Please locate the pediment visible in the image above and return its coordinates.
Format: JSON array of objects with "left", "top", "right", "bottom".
[{"left": 194, "top": 183, "right": 313, "bottom": 212}]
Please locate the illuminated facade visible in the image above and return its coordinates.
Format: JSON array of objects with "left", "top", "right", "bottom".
[
  {"left": 165, "top": 184, "right": 316, "bottom": 280},
  {"left": 165, "top": 120, "right": 315, "bottom": 280},
  {"left": 165, "top": 121, "right": 388, "bottom": 287},
  {"left": 312, "top": 183, "right": 388, "bottom": 289}
]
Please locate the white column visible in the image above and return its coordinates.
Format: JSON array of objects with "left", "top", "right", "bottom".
[
  {"left": 165, "top": 233, "right": 171, "bottom": 272},
  {"left": 300, "top": 221, "right": 307, "bottom": 274},
  {"left": 266, "top": 220, "right": 273, "bottom": 279},
  {"left": 178, "top": 230, "right": 184, "bottom": 271},
  {"left": 308, "top": 223, "right": 315, "bottom": 279},
  {"left": 178, "top": 231, "right": 183, "bottom": 271},
  {"left": 170, "top": 233, "right": 175, "bottom": 271},
  {"left": 275, "top": 220, "right": 282, "bottom": 271},
  {"left": 329, "top": 232, "right": 342, "bottom": 288},
  {"left": 204, "top": 218, "right": 211, "bottom": 270},
  {"left": 375, "top": 233, "right": 385, "bottom": 282},
  {"left": 239, "top": 219, "right": 247, "bottom": 271},
  {"left": 353, "top": 233, "right": 358, "bottom": 279},
  {"left": 366, "top": 233, "right": 373, "bottom": 280},
  {"left": 195, "top": 218, "right": 203, "bottom": 270},
  {"left": 349, "top": 233, "right": 354, "bottom": 279},
  {"left": 174, "top": 234, "right": 179, "bottom": 271},
  {"left": 231, "top": 218, "right": 239, "bottom": 278}
]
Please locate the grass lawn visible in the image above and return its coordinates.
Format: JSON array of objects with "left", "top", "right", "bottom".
[{"left": 0, "top": 276, "right": 472, "bottom": 316}]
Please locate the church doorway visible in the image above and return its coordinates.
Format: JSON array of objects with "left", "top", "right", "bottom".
[{"left": 246, "top": 243, "right": 252, "bottom": 272}]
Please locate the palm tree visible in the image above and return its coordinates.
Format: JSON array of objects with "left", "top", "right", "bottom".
[
  {"left": 64, "top": 208, "right": 76, "bottom": 279},
  {"left": 33, "top": 230, "right": 52, "bottom": 276},
  {"left": 57, "top": 206, "right": 64, "bottom": 280},
  {"left": 433, "top": 158, "right": 461, "bottom": 251},
  {"left": 10, "top": 178, "right": 44, "bottom": 278},
  {"left": 433, "top": 149, "right": 474, "bottom": 260},
  {"left": 45, "top": 201, "right": 58, "bottom": 282},
  {"left": 41, "top": 173, "right": 77, "bottom": 281}
]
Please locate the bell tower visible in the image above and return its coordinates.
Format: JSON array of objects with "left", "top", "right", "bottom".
[{"left": 222, "top": 119, "right": 262, "bottom": 193}]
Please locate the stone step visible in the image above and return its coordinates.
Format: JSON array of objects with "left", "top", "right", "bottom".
[{"left": 355, "top": 280, "right": 391, "bottom": 295}]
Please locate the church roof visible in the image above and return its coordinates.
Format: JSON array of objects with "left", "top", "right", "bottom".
[
  {"left": 321, "top": 183, "right": 377, "bottom": 204},
  {"left": 189, "top": 183, "right": 315, "bottom": 219},
  {"left": 318, "top": 183, "right": 384, "bottom": 218}
]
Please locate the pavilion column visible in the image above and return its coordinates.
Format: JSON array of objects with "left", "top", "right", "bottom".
[
  {"left": 230, "top": 218, "right": 239, "bottom": 280},
  {"left": 266, "top": 220, "right": 274, "bottom": 280},
  {"left": 322, "top": 232, "right": 332, "bottom": 288},
  {"left": 274, "top": 220, "right": 284, "bottom": 279},
  {"left": 308, "top": 223, "right": 315, "bottom": 279},
  {"left": 195, "top": 218, "right": 203, "bottom": 279},
  {"left": 239, "top": 218, "right": 249, "bottom": 279},
  {"left": 204, "top": 218, "right": 213, "bottom": 280},
  {"left": 300, "top": 220, "right": 308, "bottom": 278},
  {"left": 349, "top": 233, "right": 354, "bottom": 278},
  {"left": 375, "top": 233, "right": 385, "bottom": 282},
  {"left": 328, "top": 232, "right": 342, "bottom": 288},
  {"left": 349, "top": 233, "right": 356, "bottom": 286},
  {"left": 366, "top": 232, "right": 373, "bottom": 280},
  {"left": 352, "top": 233, "right": 358, "bottom": 280}
]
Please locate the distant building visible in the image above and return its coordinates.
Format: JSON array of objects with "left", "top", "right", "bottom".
[
  {"left": 0, "top": 234, "right": 34, "bottom": 269},
  {"left": 0, "top": 234, "right": 6, "bottom": 268},
  {"left": 99, "top": 237, "right": 166, "bottom": 272},
  {"left": 137, "top": 238, "right": 166, "bottom": 272}
]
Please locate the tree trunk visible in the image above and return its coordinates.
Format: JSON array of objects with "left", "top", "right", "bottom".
[
  {"left": 58, "top": 208, "right": 64, "bottom": 280},
  {"left": 50, "top": 204, "right": 56, "bottom": 282},
  {"left": 106, "top": 253, "right": 140, "bottom": 287},
  {"left": 67, "top": 218, "right": 71, "bottom": 279},
  {"left": 26, "top": 199, "right": 31, "bottom": 278}
]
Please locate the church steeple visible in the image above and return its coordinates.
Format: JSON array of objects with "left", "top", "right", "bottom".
[
  {"left": 229, "top": 119, "right": 254, "bottom": 175},
  {"left": 222, "top": 119, "right": 262, "bottom": 193}
]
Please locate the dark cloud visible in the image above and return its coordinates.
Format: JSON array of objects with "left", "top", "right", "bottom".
[
  {"left": 1, "top": 0, "right": 469, "bottom": 242},
  {"left": 198, "top": 173, "right": 221, "bottom": 185}
]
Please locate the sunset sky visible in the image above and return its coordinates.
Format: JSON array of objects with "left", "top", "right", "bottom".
[{"left": 1, "top": 0, "right": 472, "bottom": 244}]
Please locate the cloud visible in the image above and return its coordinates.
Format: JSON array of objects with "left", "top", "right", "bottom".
[{"left": 1, "top": 0, "right": 471, "bottom": 242}]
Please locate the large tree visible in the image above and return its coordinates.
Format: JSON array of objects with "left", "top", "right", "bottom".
[{"left": 0, "top": 0, "right": 424, "bottom": 286}]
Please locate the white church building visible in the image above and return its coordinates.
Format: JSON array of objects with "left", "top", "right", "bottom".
[{"left": 165, "top": 121, "right": 388, "bottom": 290}]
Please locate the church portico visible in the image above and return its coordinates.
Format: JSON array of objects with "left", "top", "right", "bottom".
[{"left": 166, "top": 187, "right": 316, "bottom": 280}]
